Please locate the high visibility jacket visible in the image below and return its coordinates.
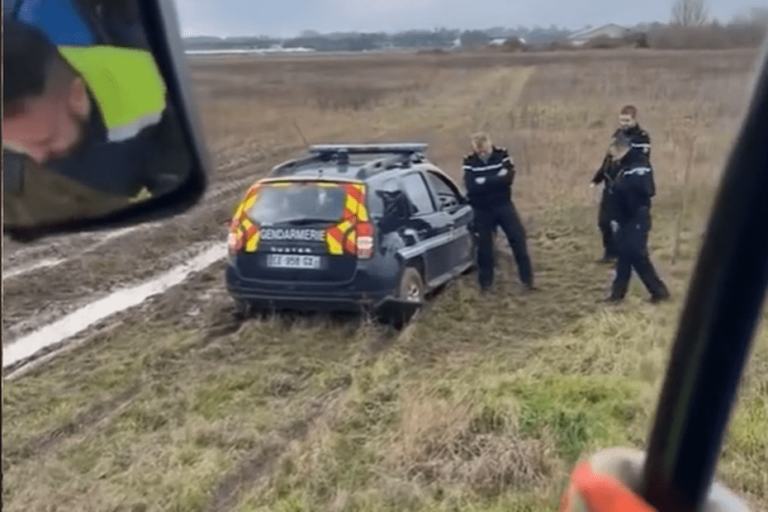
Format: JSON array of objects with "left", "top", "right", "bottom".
[
  {"left": 47, "top": 45, "right": 179, "bottom": 197},
  {"left": 58, "top": 45, "right": 167, "bottom": 142}
]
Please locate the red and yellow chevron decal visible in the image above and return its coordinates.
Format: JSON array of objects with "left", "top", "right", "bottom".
[
  {"left": 229, "top": 180, "right": 373, "bottom": 258},
  {"left": 325, "top": 183, "right": 373, "bottom": 258},
  {"left": 228, "top": 183, "right": 262, "bottom": 254}
]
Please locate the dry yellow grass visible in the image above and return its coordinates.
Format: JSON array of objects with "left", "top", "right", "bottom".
[{"left": 2, "top": 49, "right": 767, "bottom": 512}]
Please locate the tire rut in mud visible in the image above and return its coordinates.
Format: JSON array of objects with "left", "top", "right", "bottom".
[
  {"left": 2, "top": 381, "right": 143, "bottom": 468},
  {"left": 208, "top": 385, "right": 350, "bottom": 512}
]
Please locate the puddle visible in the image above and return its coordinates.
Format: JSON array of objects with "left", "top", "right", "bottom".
[{"left": 3, "top": 243, "right": 227, "bottom": 370}]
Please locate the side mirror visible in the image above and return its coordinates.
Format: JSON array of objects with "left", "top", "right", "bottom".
[{"left": 2, "top": 0, "right": 211, "bottom": 242}]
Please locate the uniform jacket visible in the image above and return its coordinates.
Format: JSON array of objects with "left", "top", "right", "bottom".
[
  {"left": 462, "top": 146, "right": 515, "bottom": 209},
  {"left": 592, "top": 124, "right": 652, "bottom": 187},
  {"left": 609, "top": 149, "right": 656, "bottom": 225}
]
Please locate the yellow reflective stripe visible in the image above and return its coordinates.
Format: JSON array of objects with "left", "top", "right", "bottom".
[
  {"left": 232, "top": 202, "right": 245, "bottom": 221},
  {"left": 245, "top": 231, "right": 260, "bottom": 252},
  {"left": 345, "top": 194, "right": 359, "bottom": 216},
  {"left": 353, "top": 184, "right": 368, "bottom": 221},
  {"left": 338, "top": 219, "right": 353, "bottom": 234},
  {"left": 326, "top": 234, "right": 343, "bottom": 255},
  {"left": 357, "top": 202, "right": 369, "bottom": 222},
  {"left": 58, "top": 45, "right": 166, "bottom": 132},
  {"left": 242, "top": 193, "right": 258, "bottom": 213}
]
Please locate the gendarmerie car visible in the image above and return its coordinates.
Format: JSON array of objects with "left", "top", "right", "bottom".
[{"left": 225, "top": 143, "right": 476, "bottom": 321}]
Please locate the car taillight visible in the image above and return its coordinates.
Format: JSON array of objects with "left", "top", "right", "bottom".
[{"left": 356, "top": 222, "right": 374, "bottom": 259}]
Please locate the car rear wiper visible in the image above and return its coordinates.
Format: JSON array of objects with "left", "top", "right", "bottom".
[{"left": 280, "top": 218, "right": 335, "bottom": 225}]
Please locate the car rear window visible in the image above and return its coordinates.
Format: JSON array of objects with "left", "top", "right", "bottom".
[
  {"left": 368, "top": 178, "right": 402, "bottom": 218},
  {"left": 246, "top": 181, "right": 348, "bottom": 225}
]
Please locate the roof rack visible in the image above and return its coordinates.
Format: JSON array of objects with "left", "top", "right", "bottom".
[
  {"left": 268, "top": 152, "right": 333, "bottom": 177},
  {"left": 310, "top": 144, "right": 428, "bottom": 176},
  {"left": 308, "top": 143, "right": 428, "bottom": 158},
  {"left": 269, "top": 143, "right": 429, "bottom": 178},
  {"left": 357, "top": 152, "right": 426, "bottom": 177}
]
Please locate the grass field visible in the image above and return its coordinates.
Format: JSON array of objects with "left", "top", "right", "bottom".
[{"left": 3, "top": 49, "right": 767, "bottom": 512}]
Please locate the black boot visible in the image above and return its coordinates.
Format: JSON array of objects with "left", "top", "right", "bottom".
[
  {"left": 523, "top": 282, "right": 539, "bottom": 293},
  {"left": 649, "top": 287, "right": 671, "bottom": 304}
]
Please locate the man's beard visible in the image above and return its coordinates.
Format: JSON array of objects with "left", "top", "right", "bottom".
[{"left": 49, "top": 115, "right": 91, "bottom": 161}]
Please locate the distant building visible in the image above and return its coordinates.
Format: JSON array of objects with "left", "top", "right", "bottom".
[
  {"left": 488, "top": 37, "right": 527, "bottom": 47},
  {"left": 567, "top": 24, "right": 630, "bottom": 46}
]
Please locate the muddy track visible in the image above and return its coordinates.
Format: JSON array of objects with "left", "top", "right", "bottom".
[
  {"left": 2, "top": 146, "right": 303, "bottom": 341},
  {"left": 3, "top": 240, "right": 416, "bottom": 467},
  {"left": 3, "top": 258, "right": 234, "bottom": 376},
  {"left": 3, "top": 264, "right": 238, "bottom": 457}
]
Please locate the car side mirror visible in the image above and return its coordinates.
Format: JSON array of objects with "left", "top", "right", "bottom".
[{"left": 3, "top": 0, "right": 210, "bottom": 242}]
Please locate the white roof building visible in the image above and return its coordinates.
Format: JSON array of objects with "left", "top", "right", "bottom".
[{"left": 567, "top": 24, "right": 630, "bottom": 46}]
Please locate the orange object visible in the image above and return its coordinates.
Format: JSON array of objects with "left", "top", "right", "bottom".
[{"left": 560, "top": 460, "right": 656, "bottom": 512}]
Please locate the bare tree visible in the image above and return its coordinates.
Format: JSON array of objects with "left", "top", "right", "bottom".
[{"left": 672, "top": 0, "right": 709, "bottom": 26}]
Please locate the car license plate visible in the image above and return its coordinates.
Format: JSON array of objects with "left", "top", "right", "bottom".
[{"left": 266, "top": 254, "right": 321, "bottom": 269}]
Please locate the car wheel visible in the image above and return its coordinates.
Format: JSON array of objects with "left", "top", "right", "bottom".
[{"left": 398, "top": 267, "right": 424, "bottom": 303}]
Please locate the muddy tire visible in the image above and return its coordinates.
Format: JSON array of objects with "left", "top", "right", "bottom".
[{"left": 398, "top": 267, "right": 424, "bottom": 303}]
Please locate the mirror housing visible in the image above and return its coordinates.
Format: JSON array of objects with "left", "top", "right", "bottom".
[{"left": 2, "top": 0, "right": 211, "bottom": 242}]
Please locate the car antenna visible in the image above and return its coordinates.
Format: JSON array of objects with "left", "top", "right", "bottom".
[
  {"left": 292, "top": 120, "right": 325, "bottom": 177},
  {"left": 292, "top": 120, "right": 310, "bottom": 148}
]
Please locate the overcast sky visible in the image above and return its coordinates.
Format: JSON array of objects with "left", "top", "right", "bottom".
[{"left": 174, "top": 0, "right": 762, "bottom": 38}]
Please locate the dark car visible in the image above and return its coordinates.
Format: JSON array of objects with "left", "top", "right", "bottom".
[{"left": 225, "top": 143, "right": 476, "bottom": 320}]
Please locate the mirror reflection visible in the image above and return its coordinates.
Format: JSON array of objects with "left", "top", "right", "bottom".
[{"left": 2, "top": 0, "right": 193, "bottom": 228}]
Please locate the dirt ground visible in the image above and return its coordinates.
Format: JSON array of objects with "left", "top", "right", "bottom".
[
  {"left": 3, "top": 48, "right": 767, "bottom": 512},
  {"left": 2, "top": 48, "right": 755, "bottom": 341}
]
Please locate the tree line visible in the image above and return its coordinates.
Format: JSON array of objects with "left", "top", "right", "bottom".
[{"left": 183, "top": 3, "right": 768, "bottom": 53}]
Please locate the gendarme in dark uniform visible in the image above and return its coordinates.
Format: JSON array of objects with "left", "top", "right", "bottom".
[
  {"left": 603, "top": 133, "right": 669, "bottom": 303},
  {"left": 463, "top": 134, "right": 534, "bottom": 291},
  {"left": 591, "top": 122, "right": 652, "bottom": 262}
]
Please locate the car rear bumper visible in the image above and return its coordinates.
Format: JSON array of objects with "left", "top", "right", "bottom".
[
  {"left": 225, "top": 264, "right": 398, "bottom": 313},
  {"left": 226, "top": 287, "right": 390, "bottom": 313}
]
